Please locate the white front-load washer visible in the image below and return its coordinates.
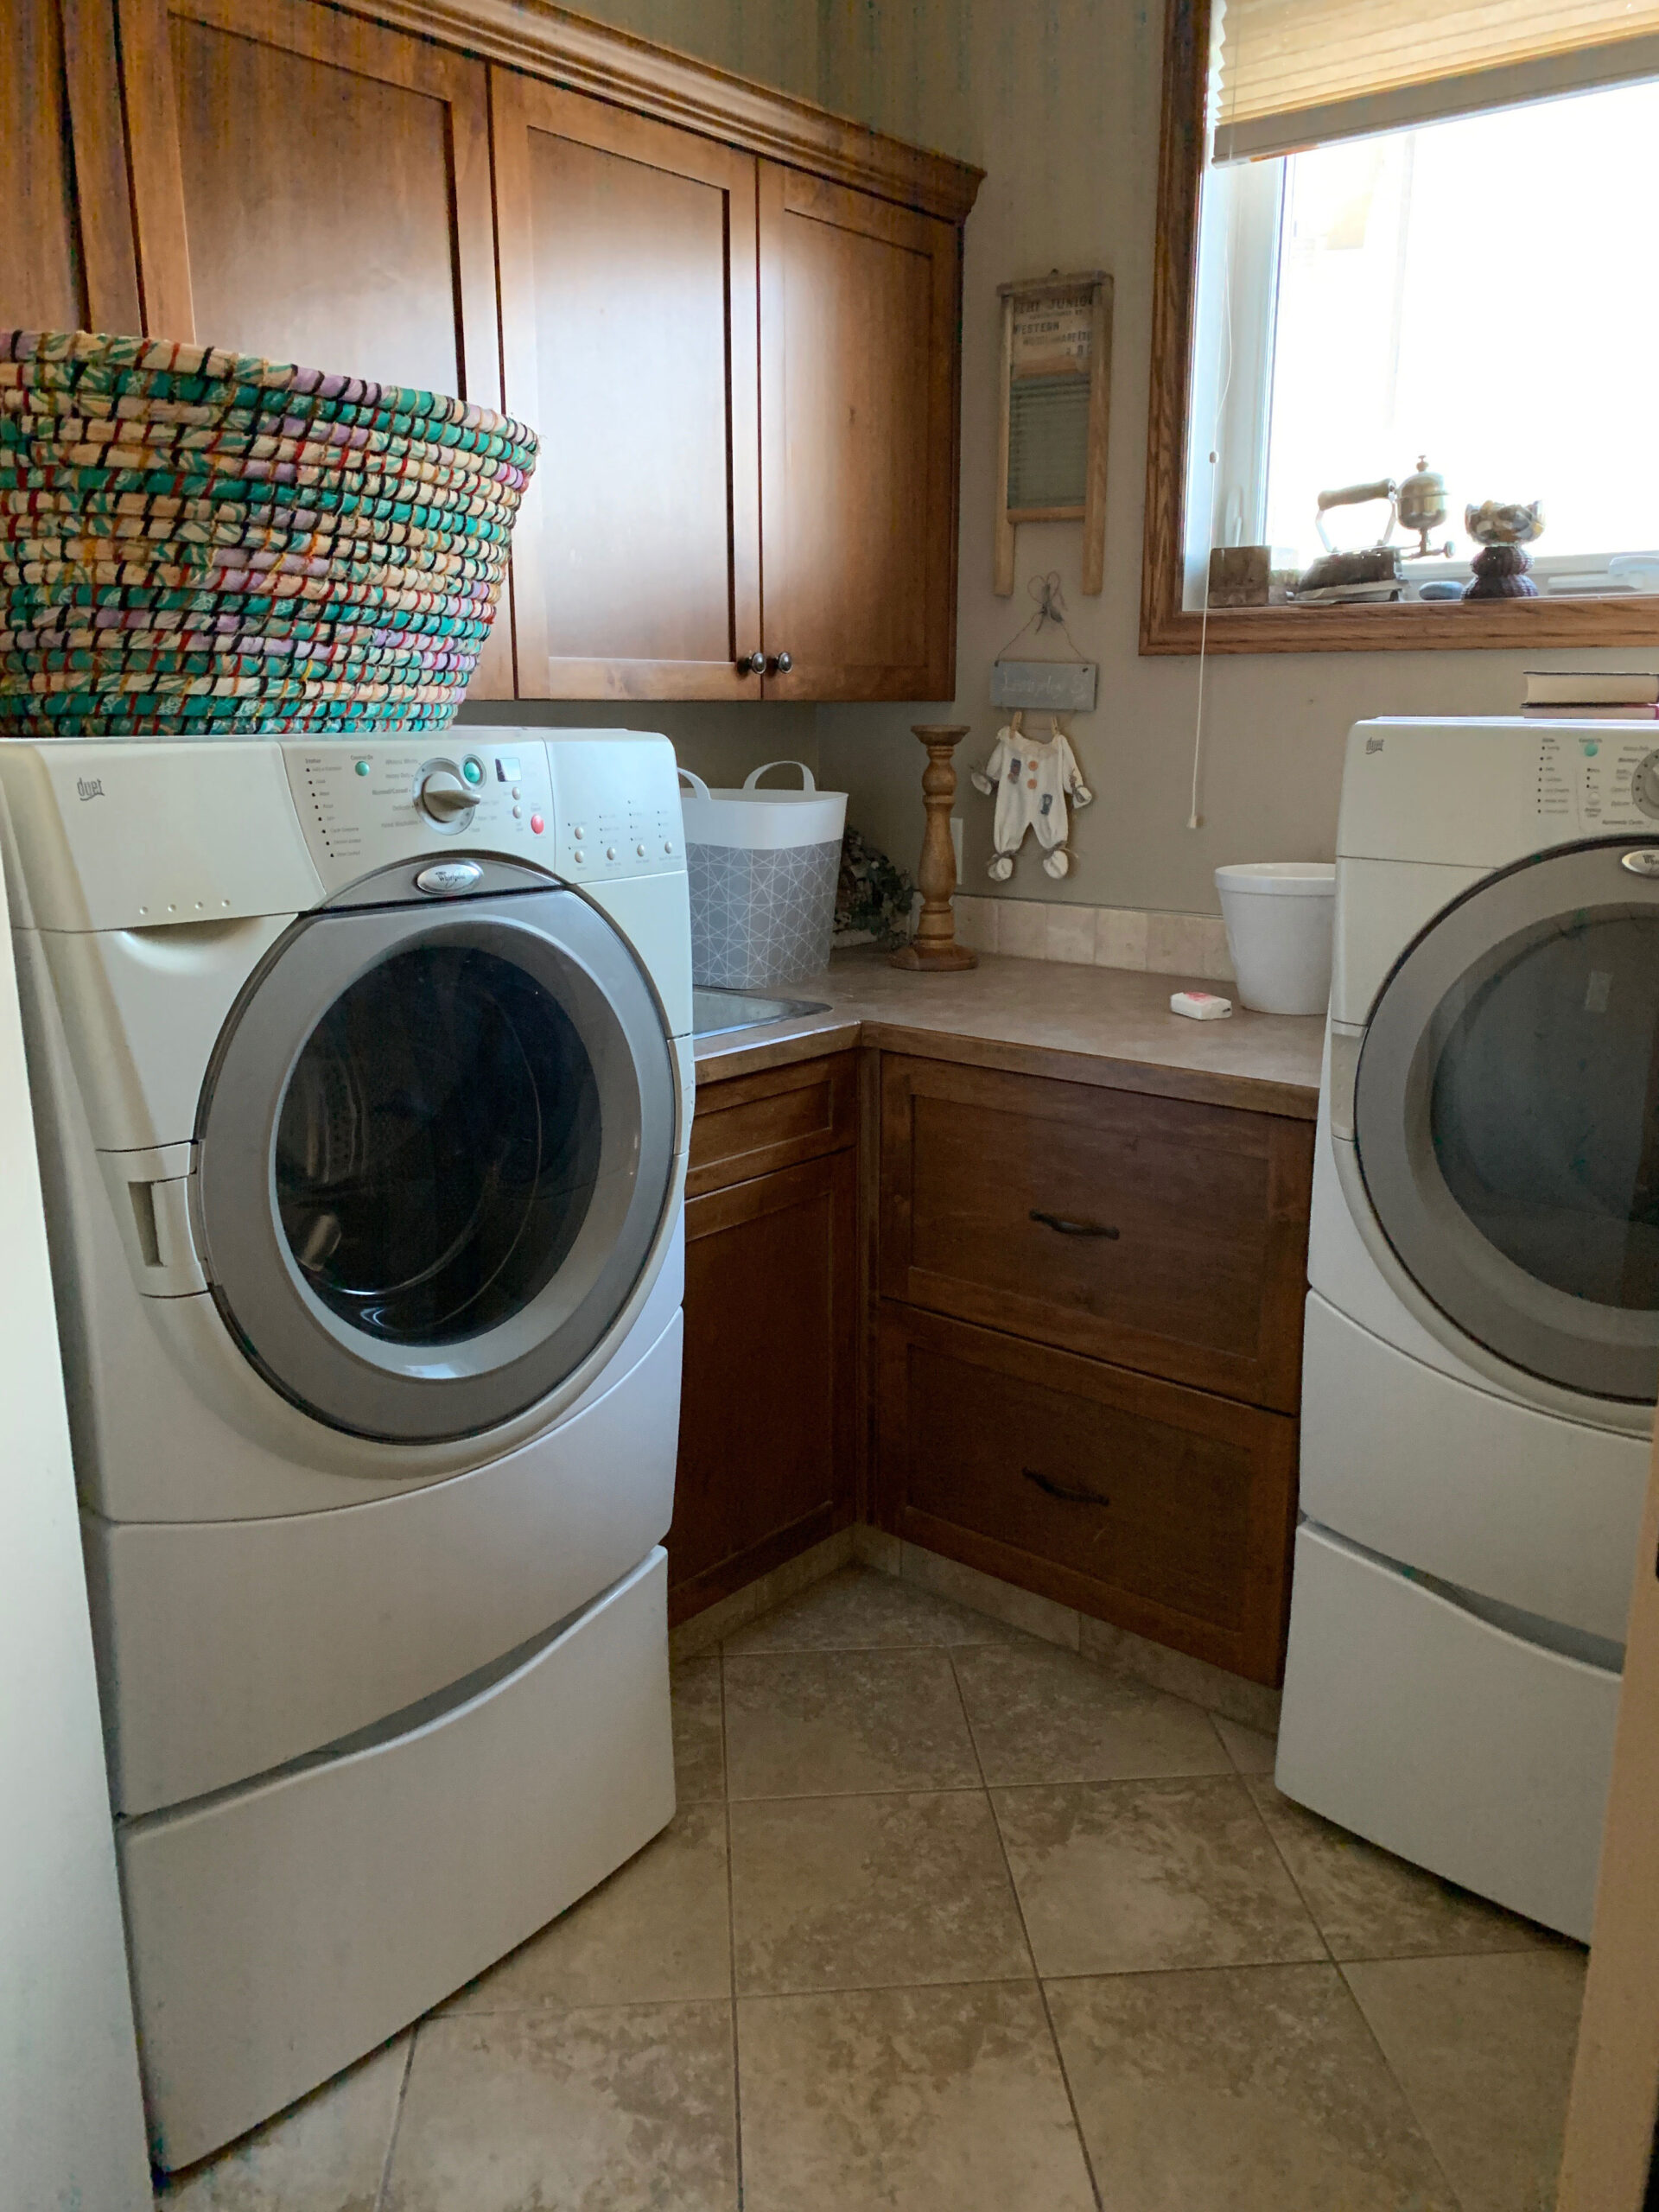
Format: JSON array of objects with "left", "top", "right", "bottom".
[
  {"left": 0, "top": 732, "right": 694, "bottom": 2167},
  {"left": 1277, "top": 717, "right": 1659, "bottom": 1940}
]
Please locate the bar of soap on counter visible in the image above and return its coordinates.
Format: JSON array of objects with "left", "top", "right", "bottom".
[{"left": 1170, "top": 989, "right": 1233, "bottom": 1020}]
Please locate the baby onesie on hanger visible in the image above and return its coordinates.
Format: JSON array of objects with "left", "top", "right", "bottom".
[{"left": 980, "top": 727, "right": 1092, "bottom": 858}]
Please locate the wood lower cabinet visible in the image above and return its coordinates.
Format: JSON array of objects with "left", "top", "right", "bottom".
[
  {"left": 669, "top": 1052, "right": 861, "bottom": 1625},
  {"left": 880, "top": 1054, "right": 1313, "bottom": 1412},
  {"left": 875, "top": 1050, "right": 1314, "bottom": 1684},
  {"left": 879, "top": 1304, "right": 1298, "bottom": 1683},
  {"left": 758, "top": 170, "right": 960, "bottom": 702}
]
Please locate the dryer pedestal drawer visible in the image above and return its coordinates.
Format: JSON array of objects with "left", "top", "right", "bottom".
[
  {"left": 876, "top": 1306, "right": 1298, "bottom": 1683},
  {"left": 120, "top": 1548, "right": 674, "bottom": 2172},
  {"left": 1277, "top": 1524, "right": 1620, "bottom": 1941}
]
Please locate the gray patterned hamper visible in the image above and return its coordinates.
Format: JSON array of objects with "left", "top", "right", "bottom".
[{"left": 678, "top": 762, "right": 848, "bottom": 989}]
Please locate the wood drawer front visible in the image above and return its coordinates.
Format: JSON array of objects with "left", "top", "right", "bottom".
[
  {"left": 880, "top": 1056, "right": 1312, "bottom": 1410},
  {"left": 689, "top": 1051, "right": 857, "bottom": 1197},
  {"left": 877, "top": 1306, "right": 1297, "bottom": 1684}
]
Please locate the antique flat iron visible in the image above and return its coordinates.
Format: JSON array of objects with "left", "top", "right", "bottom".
[{"left": 1294, "top": 479, "right": 1406, "bottom": 604}]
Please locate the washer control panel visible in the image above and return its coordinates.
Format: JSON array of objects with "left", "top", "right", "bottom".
[
  {"left": 284, "top": 741, "right": 556, "bottom": 890},
  {"left": 282, "top": 733, "right": 684, "bottom": 896}
]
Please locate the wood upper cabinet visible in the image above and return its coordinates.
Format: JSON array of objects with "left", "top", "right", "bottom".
[
  {"left": 3, "top": 0, "right": 139, "bottom": 334},
  {"left": 492, "top": 74, "right": 761, "bottom": 702},
  {"left": 758, "top": 169, "right": 960, "bottom": 702},
  {"left": 13, "top": 0, "right": 979, "bottom": 702},
  {"left": 113, "top": 0, "right": 511, "bottom": 688},
  {"left": 118, "top": 0, "right": 499, "bottom": 397}
]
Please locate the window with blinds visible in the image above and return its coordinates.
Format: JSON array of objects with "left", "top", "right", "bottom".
[
  {"left": 1179, "top": 3, "right": 1659, "bottom": 614},
  {"left": 1212, "top": 0, "right": 1659, "bottom": 162}
]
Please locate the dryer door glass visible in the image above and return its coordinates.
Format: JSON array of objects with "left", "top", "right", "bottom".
[
  {"left": 1431, "top": 912, "right": 1659, "bottom": 1313},
  {"left": 1354, "top": 840, "right": 1659, "bottom": 1402},
  {"left": 197, "top": 885, "right": 677, "bottom": 1442}
]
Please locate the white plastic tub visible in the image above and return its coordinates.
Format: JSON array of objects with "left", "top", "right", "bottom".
[
  {"left": 677, "top": 761, "right": 847, "bottom": 989},
  {"left": 1215, "top": 861, "right": 1335, "bottom": 1015}
]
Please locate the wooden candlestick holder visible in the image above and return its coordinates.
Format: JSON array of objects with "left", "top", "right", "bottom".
[{"left": 889, "top": 723, "right": 977, "bottom": 972}]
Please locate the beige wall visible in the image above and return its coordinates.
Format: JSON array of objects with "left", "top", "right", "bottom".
[
  {"left": 556, "top": 0, "right": 820, "bottom": 102},
  {"left": 813, "top": 0, "right": 1653, "bottom": 916}
]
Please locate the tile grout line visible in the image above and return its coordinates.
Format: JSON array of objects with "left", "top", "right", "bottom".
[
  {"left": 718, "top": 1639, "right": 746, "bottom": 2212},
  {"left": 1236, "top": 1775, "right": 1470, "bottom": 2212},
  {"left": 371, "top": 2029, "right": 417, "bottom": 2212},
  {"left": 945, "top": 1647, "right": 1107, "bottom": 2212},
  {"left": 1234, "top": 1767, "right": 1338, "bottom": 1969},
  {"left": 1329, "top": 1958, "right": 1470, "bottom": 2212}
]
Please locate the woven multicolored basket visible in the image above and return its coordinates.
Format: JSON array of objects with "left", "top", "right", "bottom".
[{"left": 0, "top": 331, "right": 537, "bottom": 736}]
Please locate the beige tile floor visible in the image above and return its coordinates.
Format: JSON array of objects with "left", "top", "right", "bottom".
[{"left": 155, "top": 1566, "right": 1586, "bottom": 2212}]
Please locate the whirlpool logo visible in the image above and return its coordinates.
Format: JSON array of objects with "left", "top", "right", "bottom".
[{"left": 76, "top": 776, "right": 105, "bottom": 802}]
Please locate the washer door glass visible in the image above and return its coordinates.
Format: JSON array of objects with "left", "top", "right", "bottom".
[
  {"left": 1354, "top": 842, "right": 1659, "bottom": 1402},
  {"left": 276, "top": 944, "right": 601, "bottom": 1346},
  {"left": 197, "top": 887, "right": 677, "bottom": 1442}
]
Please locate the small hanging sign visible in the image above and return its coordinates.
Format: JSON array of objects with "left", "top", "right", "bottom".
[
  {"left": 995, "top": 270, "right": 1112, "bottom": 598},
  {"left": 990, "top": 573, "right": 1097, "bottom": 712},
  {"left": 990, "top": 658, "right": 1098, "bottom": 712}
]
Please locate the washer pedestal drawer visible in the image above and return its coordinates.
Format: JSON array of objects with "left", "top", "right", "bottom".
[
  {"left": 121, "top": 1548, "right": 674, "bottom": 2173},
  {"left": 1277, "top": 1524, "right": 1619, "bottom": 1941}
]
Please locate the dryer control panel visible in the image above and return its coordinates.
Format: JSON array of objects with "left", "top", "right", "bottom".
[
  {"left": 1539, "top": 730, "right": 1659, "bottom": 833},
  {"left": 281, "top": 733, "right": 684, "bottom": 898}
]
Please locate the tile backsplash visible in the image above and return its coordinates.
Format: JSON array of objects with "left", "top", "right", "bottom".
[{"left": 952, "top": 897, "right": 1235, "bottom": 981}]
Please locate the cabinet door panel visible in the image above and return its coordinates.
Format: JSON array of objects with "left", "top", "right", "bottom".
[
  {"left": 877, "top": 1304, "right": 1298, "bottom": 1685},
  {"left": 3, "top": 0, "right": 139, "bottom": 333},
  {"left": 880, "top": 1055, "right": 1313, "bottom": 1411},
  {"left": 116, "top": 0, "right": 510, "bottom": 691},
  {"left": 119, "top": 0, "right": 498, "bottom": 392},
  {"left": 759, "top": 168, "right": 958, "bottom": 701},
  {"left": 493, "top": 74, "right": 761, "bottom": 701},
  {"left": 670, "top": 1150, "right": 857, "bottom": 1623}
]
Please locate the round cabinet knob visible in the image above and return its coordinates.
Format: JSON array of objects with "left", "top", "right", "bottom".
[
  {"left": 769, "top": 650, "right": 793, "bottom": 675},
  {"left": 738, "top": 649, "right": 766, "bottom": 676},
  {"left": 418, "top": 768, "right": 476, "bottom": 824},
  {"left": 1636, "top": 749, "right": 1659, "bottom": 819}
]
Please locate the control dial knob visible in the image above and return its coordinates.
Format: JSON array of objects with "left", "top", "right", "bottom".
[
  {"left": 418, "top": 766, "right": 476, "bottom": 825},
  {"left": 1635, "top": 748, "right": 1659, "bottom": 820}
]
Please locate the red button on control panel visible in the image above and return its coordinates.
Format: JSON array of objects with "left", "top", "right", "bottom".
[{"left": 530, "top": 812, "right": 544, "bottom": 835}]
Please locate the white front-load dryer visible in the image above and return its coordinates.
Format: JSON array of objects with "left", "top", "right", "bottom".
[
  {"left": 0, "top": 732, "right": 694, "bottom": 2167},
  {"left": 1277, "top": 718, "right": 1659, "bottom": 1941}
]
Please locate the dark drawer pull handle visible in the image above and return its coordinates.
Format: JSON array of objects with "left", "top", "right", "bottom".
[
  {"left": 1023, "top": 1466, "right": 1110, "bottom": 1508},
  {"left": 1029, "top": 1209, "right": 1120, "bottom": 1239}
]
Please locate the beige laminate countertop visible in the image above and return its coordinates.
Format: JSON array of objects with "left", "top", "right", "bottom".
[{"left": 691, "top": 947, "right": 1325, "bottom": 1118}]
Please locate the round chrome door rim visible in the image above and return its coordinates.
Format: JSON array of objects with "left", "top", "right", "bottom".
[{"left": 194, "top": 883, "right": 676, "bottom": 1442}]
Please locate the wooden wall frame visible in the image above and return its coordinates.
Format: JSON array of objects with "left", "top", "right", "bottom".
[{"left": 1140, "top": 0, "right": 1659, "bottom": 656}]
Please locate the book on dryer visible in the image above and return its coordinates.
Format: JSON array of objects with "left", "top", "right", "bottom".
[
  {"left": 1523, "top": 670, "right": 1659, "bottom": 708},
  {"left": 1522, "top": 702, "right": 1659, "bottom": 719}
]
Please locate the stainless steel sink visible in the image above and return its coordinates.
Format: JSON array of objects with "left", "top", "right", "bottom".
[{"left": 691, "top": 985, "right": 831, "bottom": 1038}]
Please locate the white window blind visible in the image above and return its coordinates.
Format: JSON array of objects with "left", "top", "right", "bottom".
[{"left": 1211, "top": 0, "right": 1659, "bottom": 162}]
